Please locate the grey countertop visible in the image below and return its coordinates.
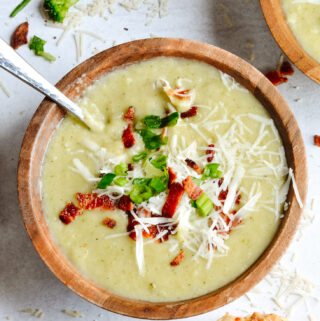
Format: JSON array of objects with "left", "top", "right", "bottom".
[{"left": 0, "top": 1, "right": 319, "bottom": 320}]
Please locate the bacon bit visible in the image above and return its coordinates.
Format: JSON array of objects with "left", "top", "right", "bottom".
[
  {"left": 102, "top": 217, "right": 117, "bottom": 229},
  {"left": 117, "top": 195, "right": 134, "bottom": 211},
  {"left": 123, "top": 106, "right": 135, "bottom": 122},
  {"left": 280, "top": 61, "right": 294, "bottom": 76},
  {"left": 314, "top": 135, "right": 320, "bottom": 146},
  {"left": 181, "top": 106, "right": 197, "bottom": 118},
  {"left": 122, "top": 123, "right": 135, "bottom": 148},
  {"left": 218, "top": 188, "right": 228, "bottom": 203},
  {"left": 235, "top": 193, "right": 241, "bottom": 205},
  {"left": 185, "top": 158, "right": 203, "bottom": 174},
  {"left": 11, "top": 22, "right": 28, "bottom": 50},
  {"left": 182, "top": 176, "right": 203, "bottom": 200},
  {"left": 162, "top": 183, "right": 185, "bottom": 218},
  {"left": 59, "top": 203, "right": 82, "bottom": 224},
  {"left": 265, "top": 71, "right": 288, "bottom": 86},
  {"left": 168, "top": 167, "right": 177, "bottom": 186},
  {"left": 206, "top": 144, "right": 215, "bottom": 162},
  {"left": 128, "top": 163, "right": 134, "bottom": 171},
  {"left": 76, "top": 193, "right": 115, "bottom": 210},
  {"left": 143, "top": 225, "right": 158, "bottom": 239},
  {"left": 266, "top": 61, "right": 294, "bottom": 86},
  {"left": 170, "top": 250, "right": 184, "bottom": 266},
  {"left": 127, "top": 212, "right": 139, "bottom": 241}
]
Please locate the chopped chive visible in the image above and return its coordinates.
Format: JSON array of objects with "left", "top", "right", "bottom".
[
  {"left": 114, "top": 177, "right": 128, "bottom": 186},
  {"left": 150, "top": 155, "right": 168, "bottom": 169},
  {"left": 114, "top": 163, "right": 128, "bottom": 176},
  {"left": 160, "top": 112, "right": 179, "bottom": 127},
  {"left": 139, "top": 129, "right": 167, "bottom": 150},
  {"left": 202, "top": 163, "right": 223, "bottom": 180},
  {"left": 132, "top": 152, "right": 148, "bottom": 162},
  {"left": 143, "top": 115, "right": 161, "bottom": 129},
  {"left": 10, "top": 0, "right": 31, "bottom": 17},
  {"left": 130, "top": 184, "right": 153, "bottom": 204},
  {"left": 98, "top": 173, "right": 116, "bottom": 189},
  {"left": 132, "top": 178, "right": 151, "bottom": 185},
  {"left": 150, "top": 176, "right": 167, "bottom": 193},
  {"left": 194, "top": 193, "right": 213, "bottom": 217}
]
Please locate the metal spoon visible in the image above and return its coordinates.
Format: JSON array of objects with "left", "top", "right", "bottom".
[{"left": 0, "top": 37, "right": 88, "bottom": 127}]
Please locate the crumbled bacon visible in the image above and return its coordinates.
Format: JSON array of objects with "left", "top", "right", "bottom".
[
  {"left": 265, "top": 61, "right": 294, "bottom": 86},
  {"left": 123, "top": 106, "right": 135, "bottom": 122},
  {"left": 181, "top": 106, "right": 197, "bottom": 119},
  {"left": 206, "top": 144, "right": 215, "bottom": 162},
  {"left": 280, "top": 61, "right": 294, "bottom": 76},
  {"left": 185, "top": 158, "right": 203, "bottom": 174},
  {"left": 235, "top": 193, "right": 241, "bottom": 205},
  {"left": 76, "top": 193, "right": 115, "bottom": 210},
  {"left": 127, "top": 211, "right": 139, "bottom": 241},
  {"left": 11, "top": 22, "right": 28, "bottom": 50},
  {"left": 162, "top": 183, "right": 185, "bottom": 218},
  {"left": 128, "top": 163, "right": 134, "bottom": 171},
  {"left": 182, "top": 176, "right": 203, "bottom": 200},
  {"left": 265, "top": 71, "right": 288, "bottom": 86},
  {"left": 168, "top": 167, "right": 177, "bottom": 186},
  {"left": 59, "top": 203, "right": 82, "bottom": 224},
  {"left": 314, "top": 135, "right": 320, "bottom": 147},
  {"left": 170, "top": 250, "right": 184, "bottom": 266},
  {"left": 143, "top": 225, "right": 158, "bottom": 239},
  {"left": 102, "top": 217, "right": 117, "bottom": 229},
  {"left": 117, "top": 195, "right": 134, "bottom": 211},
  {"left": 122, "top": 123, "right": 135, "bottom": 148}
]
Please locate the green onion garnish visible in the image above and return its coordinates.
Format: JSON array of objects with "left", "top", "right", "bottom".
[
  {"left": 139, "top": 129, "right": 168, "bottom": 150},
  {"left": 132, "top": 178, "right": 152, "bottom": 185},
  {"left": 132, "top": 152, "right": 148, "bottom": 162},
  {"left": 202, "top": 163, "right": 223, "bottom": 180},
  {"left": 194, "top": 193, "right": 213, "bottom": 217},
  {"left": 97, "top": 173, "right": 116, "bottom": 189},
  {"left": 113, "top": 177, "right": 129, "bottom": 186},
  {"left": 160, "top": 112, "right": 179, "bottom": 127},
  {"left": 191, "top": 177, "right": 202, "bottom": 186},
  {"left": 114, "top": 163, "right": 128, "bottom": 176},
  {"left": 150, "top": 176, "right": 167, "bottom": 193},
  {"left": 130, "top": 184, "right": 153, "bottom": 204},
  {"left": 10, "top": 0, "right": 31, "bottom": 17},
  {"left": 150, "top": 155, "right": 168, "bottom": 169},
  {"left": 143, "top": 115, "right": 161, "bottom": 129}
]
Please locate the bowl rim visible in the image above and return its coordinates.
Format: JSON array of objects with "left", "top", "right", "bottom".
[
  {"left": 17, "top": 38, "right": 307, "bottom": 319},
  {"left": 260, "top": 0, "right": 320, "bottom": 84}
]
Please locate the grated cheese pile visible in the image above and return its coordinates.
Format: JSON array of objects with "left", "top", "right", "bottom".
[{"left": 70, "top": 75, "right": 300, "bottom": 276}]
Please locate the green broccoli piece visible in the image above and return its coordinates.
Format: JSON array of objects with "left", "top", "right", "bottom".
[
  {"left": 29, "top": 36, "right": 56, "bottom": 62},
  {"left": 44, "top": 0, "right": 79, "bottom": 23}
]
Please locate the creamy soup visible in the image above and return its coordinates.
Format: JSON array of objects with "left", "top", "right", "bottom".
[
  {"left": 282, "top": 0, "right": 320, "bottom": 63},
  {"left": 41, "top": 57, "right": 290, "bottom": 302}
]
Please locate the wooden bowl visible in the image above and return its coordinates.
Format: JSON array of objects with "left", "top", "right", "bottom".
[
  {"left": 17, "top": 38, "right": 307, "bottom": 319},
  {"left": 260, "top": 0, "right": 320, "bottom": 84}
]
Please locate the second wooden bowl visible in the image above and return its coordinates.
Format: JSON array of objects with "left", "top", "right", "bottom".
[
  {"left": 260, "top": 0, "right": 320, "bottom": 84},
  {"left": 17, "top": 38, "right": 307, "bottom": 319}
]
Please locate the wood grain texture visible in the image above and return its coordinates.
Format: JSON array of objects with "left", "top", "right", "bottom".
[
  {"left": 17, "top": 38, "right": 307, "bottom": 319},
  {"left": 260, "top": 0, "right": 320, "bottom": 84}
]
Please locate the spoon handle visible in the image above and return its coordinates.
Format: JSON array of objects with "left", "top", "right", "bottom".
[{"left": 0, "top": 37, "right": 87, "bottom": 124}]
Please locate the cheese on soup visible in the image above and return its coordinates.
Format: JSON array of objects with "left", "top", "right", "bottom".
[
  {"left": 41, "top": 57, "right": 290, "bottom": 302},
  {"left": 282, "top": 0, "right": 320, "bottom": 63}
]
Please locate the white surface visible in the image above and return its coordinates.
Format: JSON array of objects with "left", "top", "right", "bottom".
[{"left": 0, "top": 1, "right": 319, "bottom": 321}]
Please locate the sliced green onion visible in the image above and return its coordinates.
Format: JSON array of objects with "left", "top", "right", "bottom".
[
  {"left": 143, "top": 115, "right": 161, "bottom": 129},
  {"left": 98, "top": 173, "right": 116, "bottom": 189},
  {"left": 194, "top": 193, "right": 213, "bottom": 217},
  {"left": 202, "top": 163, "right": 223, "bottom": 180},
  {"left": 139, "top": 129, "right": 167, "bottom": 150},
  {"left": 132, "top": 152, "right": 148, "bottom": 162},
  {"left": 160, "top": 112, "right": 179, "bottom": 127},
  {"left": 191, "top": 177, "right": 202, "bottom": 186},
  {"left": 150, "top": 155, "right": 168, "bottom": 169},
  {"left": 132, "top": 178, "right": 151, "bottom": 185},
  {"left": 114, "top": 163, "right": 128, "bottom": 176},
  {"left": 114, "top": 177, "right": 129, "bottom": 186},
  {"left": 150, "top": 177, "right": 167, "bottom": 193},
  {"left": 130, "top": 184, "right": 153, "bottom": 204},
  {"left": 10, "top": 0, "right": 31, "bottom": 17}
]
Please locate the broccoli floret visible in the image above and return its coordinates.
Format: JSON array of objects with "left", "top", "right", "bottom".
[
  {"left": 44, "top": 0, "right": 79, "bottom": 23},
  {"left": 29, "top": 36, "right": 56, "bottom": 62}
]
